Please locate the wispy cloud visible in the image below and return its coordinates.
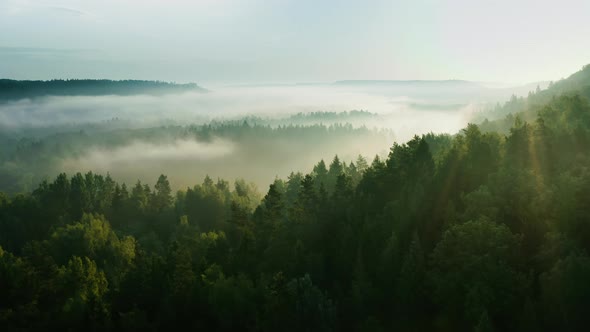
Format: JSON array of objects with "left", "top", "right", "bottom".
[{"left": 47, "top": 5, "right": 89, "bottom": 17}]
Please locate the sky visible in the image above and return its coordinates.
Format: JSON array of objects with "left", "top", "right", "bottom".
[{"left": 0, "top": 0, "right": 589, "bottom": 85}]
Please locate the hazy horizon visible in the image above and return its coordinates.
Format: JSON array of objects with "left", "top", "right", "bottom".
[{"left": 2, "top": 0, "right": 590, "bottom": 85}]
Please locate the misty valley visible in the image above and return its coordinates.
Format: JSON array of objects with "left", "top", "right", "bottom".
[{"left": 2, "top": 1, "right": 590, "bottom": 328}]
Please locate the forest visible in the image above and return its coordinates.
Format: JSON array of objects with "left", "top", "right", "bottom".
[{"left": 1, "top": 65, "right": 590, "bottom": 331}]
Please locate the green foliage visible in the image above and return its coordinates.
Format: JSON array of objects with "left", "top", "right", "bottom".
[
  {"left": 49, "top": 214, "right": 136, "bottom": 288},
  {"left": 60, "top": 256, "right": 110, "bottom": 325},
  {"left": 474, "top": 310, "right": 494, "bottom": 332},
  {"left": 540, "top": 253, "right": 590, "bottom": 330},
  {"left": 430, "top": 218, "right": 525, "bottom": 327}
]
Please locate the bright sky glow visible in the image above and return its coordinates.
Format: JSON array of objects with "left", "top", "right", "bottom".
[{"left": 1, "top": 0, "right": 589, "bottom": 84}]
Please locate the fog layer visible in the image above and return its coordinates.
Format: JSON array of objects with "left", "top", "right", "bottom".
[
  {"left": 0, "top": 81, "right": 537, "bottom": 136},
  {"left": 0, "top": 81, "right": 539, "bottom": 192}
]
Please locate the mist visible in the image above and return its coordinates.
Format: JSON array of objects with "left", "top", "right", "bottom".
[
  {"left": 0, "top": 81, "right": 532, "bottom": 132},
  {"left": 61, "top": 138, "right": 235, "bottom": 167},
  {"left": 0, "top": 81, "right": 539, "bottom": 193},
  {"left": 54, "top": 130, "right": 391, "bottom": 192}
]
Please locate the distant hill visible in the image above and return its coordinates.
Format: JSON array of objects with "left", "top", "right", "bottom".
[
  {"left": 0, "top": 79, "right": 207, "bottom": 102},
  {"left": 333, "top": 79, "right": 480, "bottom": 87}
]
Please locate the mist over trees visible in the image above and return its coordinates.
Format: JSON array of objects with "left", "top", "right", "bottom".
[{"left": 0, "top": 118, "right": 392, "bottom": 194}]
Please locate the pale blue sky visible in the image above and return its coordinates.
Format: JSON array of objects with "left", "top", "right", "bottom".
[{"left": 1, "top": 0, "right": 589, "bottom": 84}]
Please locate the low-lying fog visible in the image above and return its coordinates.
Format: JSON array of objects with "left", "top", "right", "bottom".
[
  {"left": 57, "top": 133, "right": 391, "bottom": 193},
  {"left": 0, "top": 82, "right": 540, "bottom": 192},
  {"left": 1, "top": 82, "right": 538, "bottom": 132}
]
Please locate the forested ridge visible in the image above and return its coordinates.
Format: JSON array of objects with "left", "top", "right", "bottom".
[
  {"left": 0, "top": 79, "right": 205, "bottom": 102},
  {"left": 3, "top": 66, "right": 590, "bottom": 331},
  {"left": 478, "top": 64, "right": 590, "bottom": 131}
]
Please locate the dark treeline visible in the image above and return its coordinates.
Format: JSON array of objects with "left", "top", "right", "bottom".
[
  {"left": 0, "top": 79, "right": 206, "bottom": 102},
  {"left": 285, "top": 110, "right": 377, "bottom": 123},
  {"left": 239, "top": 110, "right": 378, "bottom": 127},
  {"left": 2, "top": 89, "right": 590, "bottom": 330}
]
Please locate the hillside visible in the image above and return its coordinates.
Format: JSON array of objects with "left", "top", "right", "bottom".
[
  {"left": 544, "top": 64, "right": 590, "bottom": 98},
  {"left": 478, "top": 64, "right": 590, "bottom": 132}
]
